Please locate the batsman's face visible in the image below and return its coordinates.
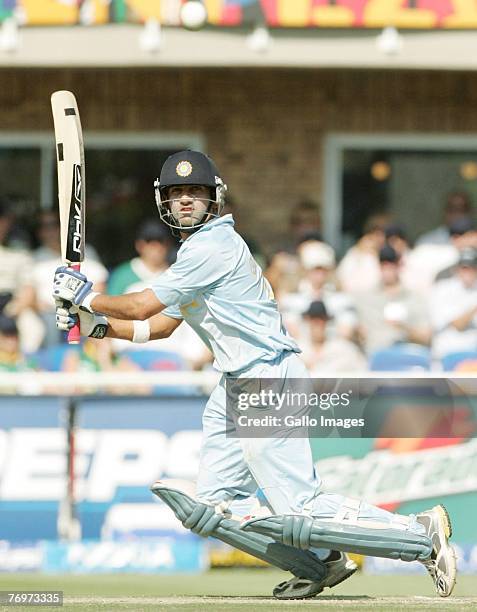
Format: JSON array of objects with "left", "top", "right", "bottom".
[{"left": 168, "top": 185, "right": 211, "bottom": 227}]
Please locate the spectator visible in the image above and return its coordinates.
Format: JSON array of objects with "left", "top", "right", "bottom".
[
  {"left": 280, "top": 240, "right": 357, "bottom": 341},
  {"left": 34, "top": 210, "right": 102, "bottom": 262},
  {"left": 354, "top": 245, "right": 431, "bottom": 355},
  {"left": 264, "top": 251, "right": 301, "bottom": 304},
  {"left": 299, "top": 301, "right": 367, "bottom": 374},
  {"left": 107, "top": 219, "right": 172, "bottom": 295},
  {"left": 0, "top": 200, "right": 41, "bottom": 352},
  {"left": 269, "top": 200, "right": 322, "bottom": 271},
  {"left": 403, "top": 217, "right": 477, "bottom": 296},
  {"left": 0, "top": 315, "right": 35, "bottom": 372},
  {"left": 385, "top": 224, "right": 411, "bottom": 258},
  {"left": 430, "top": 247, "right": 477, "bottom": 359},
  {"left": 416, "top": 190, "right": 473, "bottom": 246},
  {"left": 0, "top": 201, "right": 34, "bottom": 314},
  {"left": 435, "top": 218, "right": 477, "bottom": 281},
  {"left": 108, "top": 219, "right": 212, "bottom": 369},
  {"left": 336, "top": 213, "right": 388, "bottom": 293},
  {"left": 32, "top": 212, "right": 108, "bottom": 348}
]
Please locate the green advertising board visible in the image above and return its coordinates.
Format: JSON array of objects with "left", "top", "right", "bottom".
[{"left": 312, "top": 437, "right": 477, "bottom": 543}]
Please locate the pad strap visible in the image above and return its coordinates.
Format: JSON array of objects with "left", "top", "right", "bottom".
[{"left": 333, "top": 497, "right": 361, "bottom": 523}]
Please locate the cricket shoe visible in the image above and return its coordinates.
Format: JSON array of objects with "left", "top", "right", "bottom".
[
  {"left": 416, "top": 505, "right": 457, "bottom": 597},
  {"left": 272, "top": 550, "right": 358, "bottom": 600}
]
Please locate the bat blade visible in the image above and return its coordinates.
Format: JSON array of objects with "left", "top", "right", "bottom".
[
  {"left": 51, "top": 90, "right": 86, "bottom": 344},
  {"left": 51, "top": 90, "right": 85, "bottom": 264}
]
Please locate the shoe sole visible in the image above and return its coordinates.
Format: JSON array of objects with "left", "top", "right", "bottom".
[
  {"left": 273, "top": 565, "right": 358, "bottom": 600},
  {"left": 433, "top": 504, "right": 457, "bottom": 597},
  {"left": 437, "top": 504, "right": 452, "bottom": 539},
  {"left": 325, "top": 564, "right": 358, "bottom": 590}
]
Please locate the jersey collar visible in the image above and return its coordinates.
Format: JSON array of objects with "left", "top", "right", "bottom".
[{"left": 180, "top": 214, "right": 234, "bottom": 242}]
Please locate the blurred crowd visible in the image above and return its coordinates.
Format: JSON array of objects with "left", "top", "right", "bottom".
[{"left": 1, "top": 189, "right": 477, "bottom": 377}]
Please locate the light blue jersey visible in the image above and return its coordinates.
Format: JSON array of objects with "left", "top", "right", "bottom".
[{"left": 152, "top": 214, "right": 300, "bottom": 374}]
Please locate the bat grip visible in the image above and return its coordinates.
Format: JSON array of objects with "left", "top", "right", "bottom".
[{"left": 67, "top": 263, "right": 81, "bottom": 345}]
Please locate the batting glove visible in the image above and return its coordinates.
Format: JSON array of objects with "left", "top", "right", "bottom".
[
  {"left": 55, "top": 300, "right": 109, "bottom": 339},
  {"left": 52, "top": 266, "right": 99, "bottom": 313}
]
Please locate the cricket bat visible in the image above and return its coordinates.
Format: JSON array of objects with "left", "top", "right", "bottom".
[{"left": 51, "top": 90, "right": 85, "bottom": 344}]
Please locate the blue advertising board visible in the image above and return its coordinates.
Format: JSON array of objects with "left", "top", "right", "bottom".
[{"left": 0, "top": 396, "right": 205, "bottom": 542}]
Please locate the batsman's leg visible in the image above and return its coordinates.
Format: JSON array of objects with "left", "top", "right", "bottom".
[
  {"left": 152, "top": 375, "right": 328, "bottom": 589},
  {"left": 233, "top": 352, "right": 455, "bottom": 597},
  {"left": 194, "top": 373, "right": 355, "bottom": 599}
]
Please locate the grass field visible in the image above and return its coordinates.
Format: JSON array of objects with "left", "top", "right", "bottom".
[{"left": 0, "top": 570, "right": 476, "bottom": 611}]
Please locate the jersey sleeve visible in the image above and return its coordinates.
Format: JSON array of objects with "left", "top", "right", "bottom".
[
  {"left": 161, "top": 303, "right": 183, "bottom": 320},
  {"left": 152, "top": 240, "right": 233, "bottom": 307}
]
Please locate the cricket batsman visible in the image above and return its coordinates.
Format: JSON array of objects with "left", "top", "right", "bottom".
[{"left": 53, "top": 150, "right": 456, "bottom": 599}]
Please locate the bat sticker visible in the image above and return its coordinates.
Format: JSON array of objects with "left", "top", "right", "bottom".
[{"left": 67, "top": 164, "right": 83, "bottom": 260}]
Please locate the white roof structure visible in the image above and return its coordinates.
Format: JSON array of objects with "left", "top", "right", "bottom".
[{"left": 1, "top": 25, "right": 477, "bottom": 70}]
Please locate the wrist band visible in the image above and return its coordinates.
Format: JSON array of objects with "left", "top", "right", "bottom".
[
  {"left": 133, "top": 320, "right": 151, "bottom": 343},
  {"left": 81, "top": 291, "right": 100, "bottom": 313}
]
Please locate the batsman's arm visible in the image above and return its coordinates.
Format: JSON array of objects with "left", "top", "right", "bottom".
[
  {"left": 106, "top": 312, "right": 182, "bottom": 341},
  {"left": 89, "top": 288, "right": 165, "bottom": 321},
  {"left": 56, "top": 302, "right": 182, "bottom": 341}
]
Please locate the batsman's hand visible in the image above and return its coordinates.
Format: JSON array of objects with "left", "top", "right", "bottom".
[
  {"left": 52, "top": 265, "right": 98, "bottom": 312},
  {"left": 55, "top": 300, "right": 109, "bottom": 339}
]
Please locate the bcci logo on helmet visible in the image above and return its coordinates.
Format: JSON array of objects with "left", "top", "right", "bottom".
[{"left": 176, "top": 161, "right": 193, "bottom": 177}]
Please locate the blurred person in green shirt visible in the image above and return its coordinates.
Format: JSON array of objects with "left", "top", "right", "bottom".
[{"left": 107, "top": 219, "right": 173, "bottom": 296}]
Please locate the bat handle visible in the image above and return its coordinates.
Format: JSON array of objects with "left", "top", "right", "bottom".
[{"left": 67, "top": 263, "right": 81, "bottom": 345}]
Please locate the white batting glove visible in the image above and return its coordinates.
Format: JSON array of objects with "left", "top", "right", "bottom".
[
  {"left": 55, "top": 300, "right": 109, "bottom": 339},
  {"left": 52, "top": 266, "right": 99, "bottom": 313}
]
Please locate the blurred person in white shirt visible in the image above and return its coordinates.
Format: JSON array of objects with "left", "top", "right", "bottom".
[
  {"left": 354, "top": 245, "right": 431, "bottom": 355},
  {"left": 403, "top": 218, "right": 477, "bottom": 297},
  {"left": 0, "top": 201, "right": 41, "bottom": 352},
  {"left": 0, "top": 201, "right": 34, "bottom": 315},
  {"left": 430, "top": 247, "right": 477, "bottom": 359},
  {"left": 300, "top": 300, "right": 367, "bottom": 374},
  {"left": 336, "top": 214, "right": 388, "bottom": 293},
  {"left": 279, "top": 240, "right": 358, "bottom": 342},
  {"left": 434, "top": 218, "right": 477, "bottom": 281}
]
